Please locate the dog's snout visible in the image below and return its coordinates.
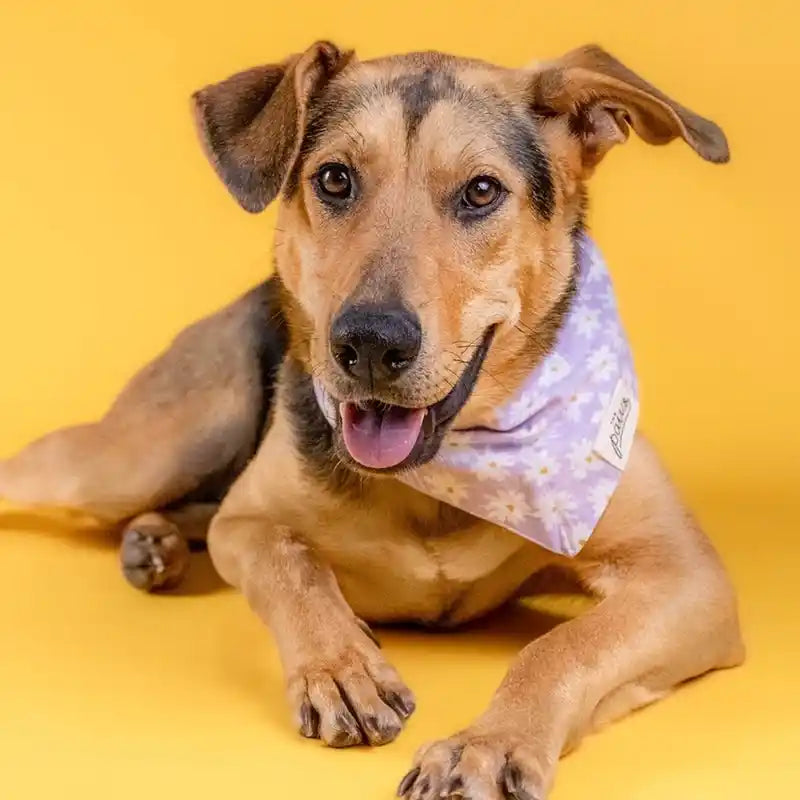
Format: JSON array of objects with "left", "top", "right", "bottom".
[{"left": 330, "top": 304, "right": 422, "bottom": 385}]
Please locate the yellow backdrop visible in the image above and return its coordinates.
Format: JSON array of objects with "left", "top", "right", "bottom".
[{"left": 1, "top": 1, "right": 797, "bottom": 798}]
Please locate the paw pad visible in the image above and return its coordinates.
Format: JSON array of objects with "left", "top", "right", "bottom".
[{"left": 120, "top": 526, "right": 189, "bottom": 591}]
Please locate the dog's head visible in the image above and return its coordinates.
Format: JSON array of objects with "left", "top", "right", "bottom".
[{"left": 193, "top": 42, "right": 727, "bottom": 475}]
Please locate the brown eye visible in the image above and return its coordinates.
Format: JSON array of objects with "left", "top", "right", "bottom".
[
  {"left": 316, "top": 163, "right": 353, "bottom": 201},
  {"left": 463, "top": 175, "right": 502, "bottom": 209}
]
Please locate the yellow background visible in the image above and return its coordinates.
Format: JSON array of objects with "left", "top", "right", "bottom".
[{"left": 1, "top": 1, "right": 798, "bottom": 798}]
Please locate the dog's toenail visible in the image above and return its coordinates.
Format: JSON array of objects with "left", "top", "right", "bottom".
[
  {"left": 363, "top": 714, "right": 381, "bottom": 733},
  {"left": 397, "top": 767, "right": 420, "bottom": 796},
  {"left": 329, "top": 729, "right": 361, "bottom": 747},
  {"left": 299, "top": 699, "right": 319, "bottom": 738},
  {"left": 503, "top": 762, "right": 541, "bottom": 800},
  {"left": 329, "top": 711, "right": 362, "bottom": 747},
  {"left": 384, "top": 690, "right": 414, "bottom": 718}
]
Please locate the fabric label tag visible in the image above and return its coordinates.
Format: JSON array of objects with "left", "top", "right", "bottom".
[{"left": 593, "top": 378, "right": 638, "bottom": 470}]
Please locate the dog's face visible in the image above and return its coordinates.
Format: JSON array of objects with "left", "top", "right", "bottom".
[{"left": 193, "top": 42, "right": 727, "bottom": 474}]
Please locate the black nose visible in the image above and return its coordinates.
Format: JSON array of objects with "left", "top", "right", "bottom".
[{"left": 330, "top": 303, "right": 422, "bottom": 385}]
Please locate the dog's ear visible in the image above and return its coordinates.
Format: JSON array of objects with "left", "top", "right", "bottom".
[
  {"left": 528, "top": 45, "right": 729, "bottom": 172},
  {"left": 192, "top": 41, "right": 351, "bottom": 213}
]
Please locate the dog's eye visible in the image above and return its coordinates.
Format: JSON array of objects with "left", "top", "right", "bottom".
[
  {"left": 315, "top": 163, "right": 353, "bottom": 202},
  {"left": 459, "top": 176, "right": 505, "bottom": 218},
  {"left": 464, "top": 177, "right": 500, "bottom": 207}
]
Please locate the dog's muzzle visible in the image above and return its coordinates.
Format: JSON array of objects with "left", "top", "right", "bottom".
[{"left": 315, "top": 326, "right": 496, "bottom": 472}]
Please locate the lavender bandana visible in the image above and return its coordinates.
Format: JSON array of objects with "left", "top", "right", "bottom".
[{"left": 316, "top": 236, "right": 639, "bottom": 557}]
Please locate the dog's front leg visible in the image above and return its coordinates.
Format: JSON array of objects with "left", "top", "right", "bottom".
[
  {"left": 209, "top": 512, "right": 415, "bottom": 747},
  {"left": 400, "top": 438, "right": 744, "bottom": 799}
]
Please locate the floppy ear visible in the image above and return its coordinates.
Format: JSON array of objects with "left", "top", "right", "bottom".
[
  {"left": 192, "top": 40, "right": 350, "bottom": 212},
  {"left": 528, "top": 45, "right": 729, "bottom": 171}
]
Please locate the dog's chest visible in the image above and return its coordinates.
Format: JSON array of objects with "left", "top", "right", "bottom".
[{"left": 311, "top": 481, "right": 548, "bottom": 625}]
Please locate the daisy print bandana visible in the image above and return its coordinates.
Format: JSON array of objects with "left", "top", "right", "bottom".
[{"left": 317, "top": 235, "right": 639, "bottom": 557}]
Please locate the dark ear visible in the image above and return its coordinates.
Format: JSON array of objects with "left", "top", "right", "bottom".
[
  {"left": 192, "top": 40, "right": 350, "bottom": 212},
  {"left": 528, "top": 45, "right": 729, "bottom": 171}
]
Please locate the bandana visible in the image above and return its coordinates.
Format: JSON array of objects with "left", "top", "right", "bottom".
[{"left": 315, "top": 236, "right": 639, "bottom": 557}]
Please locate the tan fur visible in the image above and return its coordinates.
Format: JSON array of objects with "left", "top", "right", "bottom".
[
  {"left": 0, "top": 41, "right": 742, "bottom": 798},
  {"left": 0, "top": 287, "right": 267, "bottom": 520},
  {"left": 277, "top": 78, "right": 579, "bottom": 418}
]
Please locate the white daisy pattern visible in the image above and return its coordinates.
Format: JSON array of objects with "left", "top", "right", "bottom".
[
  {"left": 575, "top": 305, "right": 601, "bottom": 338},
  {"left": 534, "top": 488, "right": 578, "bottom": 531},
  {"left": 422, "top": 473, "right": 470, "bottom": 506},
  {"left": 565, "top": 391, "right": 592, "bottom": 422},
  {"left": 315, "top": 236, "right": 639, "bottom": 559},
  {"left": 484, "top": 488, "right": 533, "bottom": 527},
  {"left": 524, "top": 449, "right": 561, "bottom": 487},
  {"left": 504, "top": 389, "right": 549, "bottom": 428},
  {"left": 474, "top": 451, "right": 515, "bottom": 482},
  {"left": 587, "top": 345, "right": 618, "bottom": 383},
  {"left": 586, "top": 254, "right": 606, "bottom": 283},
  {"left": 538, "top": 353, "right": 572, "bottom": 388},
  {"left": 568, "top": 437, "right": 605, "bottom": 480}
]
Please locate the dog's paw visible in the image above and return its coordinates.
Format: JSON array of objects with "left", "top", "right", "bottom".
[
  {"left": 398, "top": 730, "right": 550, "bottom": 800},
  {"left": 120, "top": 524, "right": 190, "bottom": 591},
  {"left": 287, "top": 637, "right": 416, "bottom": 748}
]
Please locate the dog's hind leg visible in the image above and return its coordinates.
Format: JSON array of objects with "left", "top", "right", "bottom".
[
  {"left": 120, "top": 503, "right": 217, "bottom": 591},
  {"left": 0, "top": 279, "right": 287, "bottom": 524}
]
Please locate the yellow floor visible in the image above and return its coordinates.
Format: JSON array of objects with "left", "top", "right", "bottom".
[{"left": 1, "top": 494, "right": 796, "bottom": 799}]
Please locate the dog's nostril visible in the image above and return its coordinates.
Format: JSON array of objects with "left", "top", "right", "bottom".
[
  {"left": 383, "top": 349, "right": 413, "bottom": 372},
  {"left": 333, "top": 343, "right": 359, "bottom": 372}
]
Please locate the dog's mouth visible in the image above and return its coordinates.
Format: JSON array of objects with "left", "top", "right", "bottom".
[
  {"left": 335, "top": 327, "right": 496, "bottom": 473},
  {"left": 340, "top": 402, "right": 427, "bottom": 470}
]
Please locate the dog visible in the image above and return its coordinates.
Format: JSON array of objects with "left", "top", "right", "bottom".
[{"left": 0, "top": 42, "right": 745, "bottom": 799}]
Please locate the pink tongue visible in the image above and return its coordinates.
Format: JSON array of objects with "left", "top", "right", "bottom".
[{"left": 341, "top": 403, "right": 426, "bottom": 469}]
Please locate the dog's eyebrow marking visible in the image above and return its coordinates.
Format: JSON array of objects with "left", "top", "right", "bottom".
[
  {"left": 283, "top": 83, "right": 372, "bottom": 197},
  {"left": 498, "top": 112, "right": 555, "bottom": 221},
  {"left": 384, "top": 69, "right": 461, "bottom": 143}
]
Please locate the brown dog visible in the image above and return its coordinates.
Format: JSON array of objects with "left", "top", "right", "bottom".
[{"left": 0, "top": 42, "right": 744, "bottom": 799}]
